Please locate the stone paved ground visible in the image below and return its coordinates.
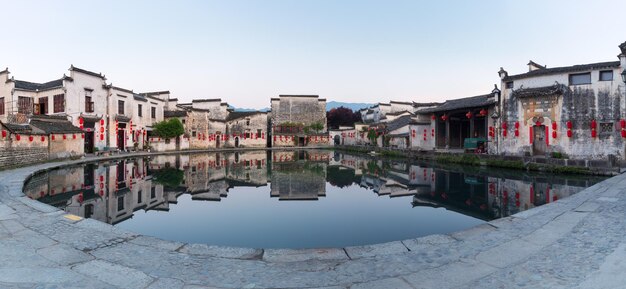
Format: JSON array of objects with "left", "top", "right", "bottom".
[{"left": 2, "top": 153, "right": 626, "bottom": 288}]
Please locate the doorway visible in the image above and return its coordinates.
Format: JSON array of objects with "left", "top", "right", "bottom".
[
  {"left": 533, "top": 125, "right": 546, "bottom": 155},
  {"left": 84, "top": 132, "right": 94, "bottom": 153},
  {"left": 235, "top": 137, "right": 240, "bottom": 148}
]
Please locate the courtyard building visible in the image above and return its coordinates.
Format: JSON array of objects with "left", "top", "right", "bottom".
[{"left": 270, "top": 95, "right": 328, "bottom": 147}]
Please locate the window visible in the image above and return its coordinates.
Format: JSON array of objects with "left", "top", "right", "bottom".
[
  {"left": 0, "top": 97, "right": 5, "bottom": 115},
  {"left": 53, "top": 94, "right": 65, "bottom": 113},
  {"left": 245, "top": 132, "right": 250, "bottom": 139},
  {"left": 117, "top": 196, "right": 125, "bottom": 211},
  {"left": 600, "top": 122, "right": 613, "bottom": 133},
  {"left": 192, "top": 131, "right": 196, "bottom": 137},
  {"left": 569, "top": 73, "right": 591, "bottom": 85},
  {"left": 599, "top": 70, "right": 613, "bottom": 81},
  {"left": 246, "top": 119, "right": 250, "bottom": 126},
  {"left": 151, "top": 107, "right": 156, "bottom": 119},
  {"left": 118, "top": 100, "right": 125, "bottom": 115},
  {"left": 137, "top": 104, "right": 142, "bottom": 117},
  {"left": 257, "top": 129, "right": 262, "bottom": 138},
  {"left": 150, "top": 187, "right": 156, "bottom": 199},
  {"left": 38, "top": 97, "right": 48, "bottom": 114},
  {"left": 137, "top": 190, "right": 142, "bottom": 204},
  {"left": 85, "top": 96, "right": 94, "bottom": 112},
  {"left": 18, "top": 96, "right": 33, "bottom": 114},
  {"left": 505, "top": 81, "right": 514, "bottom": 89}
]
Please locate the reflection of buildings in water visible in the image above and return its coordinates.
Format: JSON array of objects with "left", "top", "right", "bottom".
[{"left": 270, "top": 151, "right": 327, "bottom": 200}]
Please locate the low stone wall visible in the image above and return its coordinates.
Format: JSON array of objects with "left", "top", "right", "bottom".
[{"left": 0, "top": 147, "right": 48, "bottom": 169}]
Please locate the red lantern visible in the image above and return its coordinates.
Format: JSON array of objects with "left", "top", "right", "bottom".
[
  {"left": 515, "top": 129, "right": 519, "bottom": 137},
  {"left": 502, "top": 122, "right": 508, "bottom": 130},
  {"left": 81, "top": 134, "right": 85, "bottom": 139},
  {"left": 621, "top": 130, "right": 626, "bottom": 138},
  {"left": 28, "top": 136, "right": 33, "bottom": 142},
  {"left": 41, "top": 136, "right": 45, "bottom": 142},
  {"left": 431, "top": 128, "right": 434, "bottom": 137},
  {"left": 479, "top": 109, "right": 487, "bottom": 117},
  {"left": 100, "top": 134, "right": 104, "bottom": 141},
  {"left": 466, "top": 111, "right": 472, "bottom": 119},
  {"left": 591, "top": 119, "right": 597, "bottom": 130},
  {"left": 100, "top": 119, "right": 105, "bottom": 126},
  {"left": 51, "top": 134, "right": 55, "bottom": 141},
  {"left": 621, "top": 119, "right": 626, "bottom": 129},
  {"left": 552, "top": 131, "right": 557, "bottom": 139},
  {"left": 431, "top": 114, "right": 436, "bottom": 120},
  {"left": 15, "top": 134, "right": 20, "bottom": 141},
  {"left": 591, "top": 129, "right": 597, "bottom": 138},
  {"left": 567, "top": 130, "right": 572, "bottom": 138},
  {"left": 441, "top": 115, "right": 448, "bottom": 121},
  {"left": 1, "top": 130, "right": 6, "bottom": 138},
  {"left": 514, "top": 121, "right": 520, "bottom": 129},
  {"left": 566, "top": 121, "right": 572, "bottom": 129},
  {"left": 72, "top": 134, "right": 76, "bottom": 139},
  {"left": 502, "top": 128, "right": 507, "bottom": 137},
  {"left": 63, "top": 134, "right": 67, "bottom": 140}
]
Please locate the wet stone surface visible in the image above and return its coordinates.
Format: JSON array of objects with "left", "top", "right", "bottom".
[{"left": 0, "top": 153, "right": 625, "bottom": 288}]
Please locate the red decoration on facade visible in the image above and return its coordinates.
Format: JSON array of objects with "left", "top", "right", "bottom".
[
  {"left": 621, "top": 130, "right": 626, "bottom": 138},
  {"left": 479, "top": 109, "right": 487, "bottom": 117},
  {"left": 15, "top": 134, "right": 20, "bottom": 141},
  {"left": 41, "top": 136, "right": 45, "bottom": 142},
  {"left": 431, "top": 114, "right": 436, "bottom": 120},
  {"left": 1, "top": 130, "right": 5, "bottom": 138},
  {"left": 72, "top": 134, "right": 76, "bottom": 139},
  {"left": 28, "top": 136, "right": 33, "bottom": 142},
  {"left": 441, "top": 115, "right": 448, "bottom": 121},
  {"left": 591, "top": 119, "right": 597, "bottom": 138},
  {"left": 621, "top": 119, "right": 626, "bottom": 129},
  {"left": 567, "top": 130, "right": 572, "bottom": 138},
  {"left": 63, "top": 134, "right": 67, "bottom": 140},
  {"left": 566, "top": 121, "right": 572, "bottom": 129},
  {"left": 465, "top": 111, "right": 472, "bottom": 119},
  {"left": 551, "top": 122, "right": 557, "bottom": 130},
  {"left": 552, "top": 131, "right": 557, "bottom": 139}
]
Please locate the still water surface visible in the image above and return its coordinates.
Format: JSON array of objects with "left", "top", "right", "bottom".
[{"left": 24, "top": 150, "right": 605, "bottom": 248}]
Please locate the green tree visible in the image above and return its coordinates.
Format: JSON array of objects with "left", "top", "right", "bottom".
[
  {"left": 153, "top": 118, "right": 185, "bottom": 139},
  {"left": 309, "top": 122, "right": 324, "bottom": 133}
]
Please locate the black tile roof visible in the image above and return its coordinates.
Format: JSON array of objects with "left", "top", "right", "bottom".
[
  {"left": 192, "top": 98, "right": 221, "bottom": 102},
  {"left": 164, "top": 110, "right": 188, "bottom": 117},
  {"left": 511, "top": 84, "right": 567, "bottom": 98},
  {"left": 70, "top": 65, "right": 105, "bottom": 79},
  {"left": 14, "top": 79, "right": 63, "bottom": 91},
  {"left": 29, "top": 119, "right": 83, "bottom": 134},
  {"left": 504, "top": 61, "right": 620, "bottom": 81},
  {"left": 111, "top": 85, "right": 134, "bottom": 94},
  {"left": 115, "top": 115, "right": 131, "bottom": 122},
  {"left": 420, "top": 93, "right": 495, "bottom": 114},
  {"left": 390, "top": 101, "right": 413, "bottom": 105},
  {"left": 226, "top": 111, "right": 267, "bottom": 121},
  {"left": 620, "top": 41, "right": 626, "bottom": 54},
  {"left": 30, "top": 114, "right": 69, "bottom": 121},
  {"left": 133, "top": 94, "right": 148, "bottom": 102},
  {"left": 412, "top": 102, "right": 442, "bottom": 108},
  {"left": 386, "top": 110, "right": 414, "bottom": 116},
  {"left": 1, "top": 122, "right": 35, "bottom": 134},
  {"left": 386, "top": 115, "right": 415, "bottom": 132},
  {"left": 140, "top": 91, "right": 170, "bottom": 96},
  {"left": 278, "top": 95, "right": 320, "bottom": 98}
]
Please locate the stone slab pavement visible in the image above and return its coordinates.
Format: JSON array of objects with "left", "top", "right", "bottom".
[{"left": 1, "top": 152, "right": 626, "bottom": 288}]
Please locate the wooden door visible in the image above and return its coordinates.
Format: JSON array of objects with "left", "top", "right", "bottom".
[{"left": 533, "top": 125, "right": 546, "bottom": 155}]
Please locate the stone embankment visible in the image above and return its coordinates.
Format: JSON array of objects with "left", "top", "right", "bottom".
[{"left": 1, "top": 151, "right": 626, "bottom": 288}]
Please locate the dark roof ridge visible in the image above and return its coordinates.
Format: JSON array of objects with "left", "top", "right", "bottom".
[
  {"left": 13, "top": 78, "right": 64, "bottom": 91},
  {"left": 278, "top": 95, "right": 320, "bottom": 98},
  {"left": 0, "top": 68, "right": 8, "bottom": 75},
  {"left": 110, "top": 85, "right": 134, "bottom": 94},
  {"left": 140, "top": 91, "right": 170, "bottom": 96},
  {"left": 504, "top": 60, "right": 620, "bottom": 81},
  {"left": 390, "top": 100, "right": 413, "bottom": 105},
  {"left": 69, "top": 65, "right": 105, "bottom": 79},
  {"left": 192, "top": 98, "right": 221, "bottom": 102}
]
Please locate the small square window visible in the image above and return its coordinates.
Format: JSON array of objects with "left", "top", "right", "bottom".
[
  {"left": 599, "top": 70, "right": 613, "bottom": 81},
  {"left": 505, "top": 81, "right": 514, "bottom": 89},
  {"left": 569, "top": 73, "right": 591, "bottom": 85},
  {"left": 600, "top": 122, "right": 613, "bottom": 133}
]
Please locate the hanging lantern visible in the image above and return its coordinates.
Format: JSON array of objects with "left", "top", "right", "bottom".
[
  {"left": 621, "top": 119, "right": 626, "bottom": 129},
  {"left": 1, "top": 130, "right": 6, "bottom": 138},
  {"left": 72, "top": 134, "right": 76, "bottom": 139},
  {"left": 441, "top": 114, "right": 448, "bottom": 121},
  {"left": 551, "top": 122, "right": 557, "bottom": 130},
  {"left": 431, "top": 114, "right": 436, "bottom": 120},
  {"left": 100, "top": 134, "right": 104, "bottom": 141},
  {"left": 514, "top": 121, "right": 520, "bottom": 129},
  {"left": 566, "top": 121, "right": 572, "bottom": 129},
  {"left": 41, "top": 136, "right": 45, "bottom": 142},
  {"left": 591, "top": 129, "right": 597, "bottom": 138},
  {"left": 79, "top": 117, "right": 84, "bottom": 125},
  {"left": 465, "top": 111, "right": 472, "bottom": 119},
  {"left": 552, "top": 131, "right": 557, "bottom": 139},
  {"left": 479, "top": 109, "right": 487, "bottom": 117},
  {"left": 100, "top": 119, "right": 105, "bottom": 126},
  {"left": 431, "top": 128, "right": 434, "bottom": 137},
  {"left": 28, "top": 136, "right": 33, "bottom": 142},
  {"left": 52, "top": 134, "right": 55, "bottom": 141},
  {"left": 515, "top": 129, "right": 519, "bottom": 137},
  {"left": 15, "top": 134, "right": 20, "bottom": 141},
  {"left": 567, "top": 130, "right": 572, "bottom": 138},
  {"left": 621, "top": 130, "right": 626, "bottom": 138},
  {"left": 81, "top": 134, "right": 85, "bottom": 139},
  {"left": 591, "top": 119, "right": 597, "bottom": 130},
  {"left": 502, "top": 122, "right": 508, "bottom": 130}
]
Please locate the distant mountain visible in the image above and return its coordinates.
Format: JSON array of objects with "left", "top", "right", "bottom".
[
  {"left": 229, "top": 106, "right": 271, "bottom": 112},
  {"left": 326, "top": 101, "right": 373, "bottom": 112}
]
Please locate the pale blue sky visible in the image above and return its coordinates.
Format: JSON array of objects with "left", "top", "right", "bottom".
[{"left": 1, "top": 0, "right": 625, "bottom": 109}]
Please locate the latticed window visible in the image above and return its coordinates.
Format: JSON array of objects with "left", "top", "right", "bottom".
[
  {"left": 18, "top": 96, "right": 33, "bottom": 114},
  {"left": 600, "top": 122, "right": 613, "bottom": 133},
  {"left": 53, "top": 94, "right": 65, "bottom": 113}
]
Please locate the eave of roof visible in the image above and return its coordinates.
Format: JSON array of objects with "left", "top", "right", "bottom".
[
  {"left": 504, "top": 61, "right": 621, "bottom": 81},
  {"left": 70, "top": 65, "right": 105, "bottom": 79}
]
